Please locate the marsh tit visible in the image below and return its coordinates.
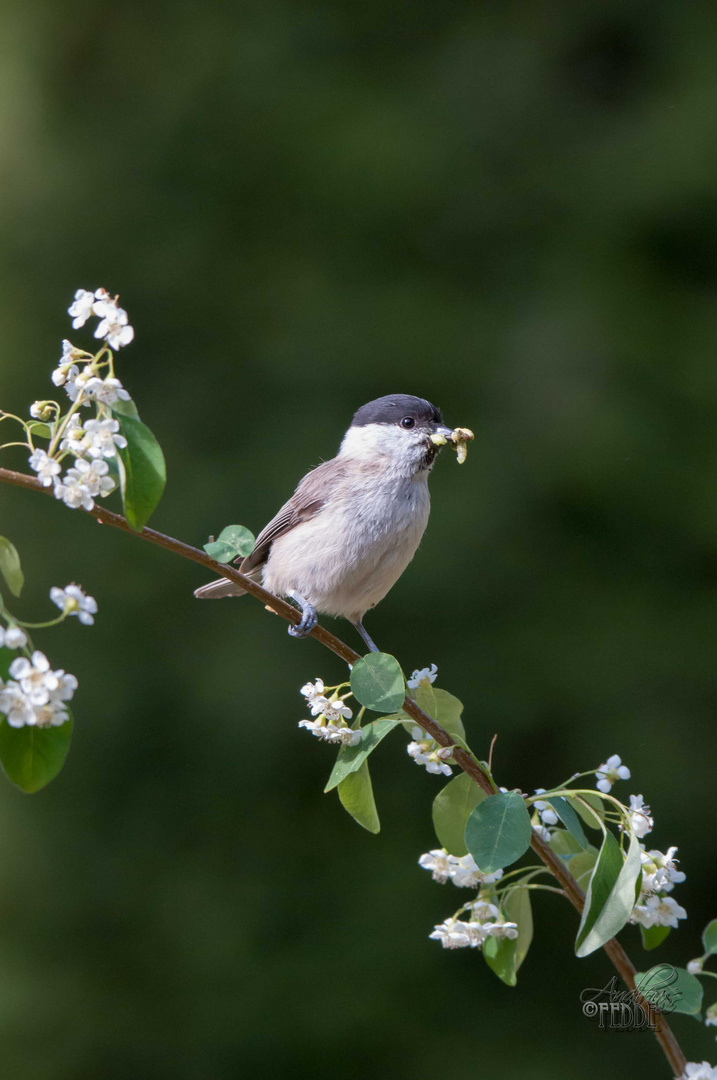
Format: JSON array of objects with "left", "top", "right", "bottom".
[{"left": 194, "top": 394, "right": 455, "bottom": 652}]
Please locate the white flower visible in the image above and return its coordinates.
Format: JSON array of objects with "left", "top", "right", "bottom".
[
  {"left": 451, "top": 855, "right": 503, "bottom": 889},
  {"left": 628, "top": 794, "right": 654, "bottom": 838},
  {"left": 0, "top": 682, "right": 36, "bottom": 727},
  {"left": 687, "top": 959, "right": 704, "bottom": 975},
  {"left": 8, "top": 651, "right": 58, "bottom": 706},
  {"left": 467, "top": 899, "right": 500, "bottom": 921},
  {"left": 68, "top": 289, "right": 96, "bottom": 329},
  {"left": 631, "top": 895, "right": 687, "bottom": 929},
  {"left": 323, "top": 699, "right": 353, "bottom": 723},
  {"left": 706, "top": 1005, "right": 717, "bottom": 1028},
  {"left": 429, "top": 917, "right": 486, "bottom": 949},
  {"left": 64, "top": 365, "right": 94, "bottom": 403},
  {"left": 640, "top": 846, "right": 685, "bottom": 894},
  {"left": 300, "top": 678, "right": 325, "bottom": 701},
  {"left": 30, "top": 401, "right": 53, "bottom": 421},
  {"left": 298, "top": 687, "right": 358, "bottom": 745},
  {"left": 50, "top": 584, "right": 98, "bottom": 626},
  {"left": 298, "top": 717, "right": 360, "bottom": 745},
  {"left": 58, "top": 418, "right": 88, "bottom": 457},
  {"left": 83, "top": 376, "right": 131, "bottom": 405},
  {"left": 533, "top": 788, "right": 559, "bottom": 826},
  {"left": 595, "top": 753, "right": 631, "bottom": 794},
  {"left": 51, "top": 670, "right": 78, "bottom": 703},
  {"left": 408, "top": 663, "right": 438, "bottom": 689},
  {"left": 681, "top": 1063, "right": 717, "bottom": 1080},
  {"left": 308, "top": 695, "right": 331, "bottom": 716},
  {"left": 54, "top": 471, "right": 94, "bottom": 511},
  {"left": 0, "top": 626, "right": 27, "bottom": 650},
  {"left": 484, "top": 916, "right": 519, "bottom": 940},
  {"left": 407, "top": 727, "right": 453, "bottom": 776},
  {"left": 0, "top": 681, "right": 70, "bottom": 728},
  {"left": 407, "top": 739, "right": 453, "bottom": 776},
  {"left": 28, "top": 448, "right": 61, "bottom": 487},
  {"left": 417, "top": 849, "right": 503, "bottom": 888},
  {"left": 69, "top": 458, "right": 115, "bottom": 499},
  {"left": 93, "top": 300, "right": 134, "bottom": 350},
  {"left": 81, "top": 417, "right": 127, "bottom": 458},
  {"left": 418, "top": 849, "right": 455, "bottom": 884},
  {"left": 532, "top": 823, "right": 552, "bottom": 844},
  {"left": 32, "top": 699, "right": 71, "bottom": 727},
  {"left": 52, "top": 342, "right": 82, "bottom": 387}
]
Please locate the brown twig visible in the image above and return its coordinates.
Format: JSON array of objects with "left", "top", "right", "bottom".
[{"left": 0, "top": 465, "right": 687, "bottom": 1076}]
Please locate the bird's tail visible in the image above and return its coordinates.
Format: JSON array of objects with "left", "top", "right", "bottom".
[{"left": 194, "top": 567, "right": 262, "bottom": 600}]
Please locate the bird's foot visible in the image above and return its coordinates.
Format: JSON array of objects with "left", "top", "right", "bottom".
[{"left": 287, "top": 592, "right": 317, "bottom": 638}]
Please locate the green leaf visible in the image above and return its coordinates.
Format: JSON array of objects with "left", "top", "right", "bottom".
[
  {"left": 483, "top": 932, "right": 517, "bottom": 987},
  {"left": 0, "top": 716, "right": 73, "bottom": 793},
  {"left": 0, "top": 536, "right": 24, "bottom": 597},
  {"left": 575, "top": 829, "right": 641, "bottom": 957},
  {"left": 549, "top": 797, "right": 588, "bottom": 849},
  {"left": 640, "top": 925, "right": 671, "bottom": 951},
  {"left": 110, "top": 397, "right": 140, "bottom": 419},
  {"left": 203, "top": 525, "right": 256, "bottom": 563},
  {"left": 549, "top": 829, "right": 584, "bottom": 858},
  {"left": 350, "top": 653, "right": 405, "bottom": 714},
  {"left": 324, "top": 719, "right": 397, "bottom": 792},
  {"left": 509, "top": 887, "right": 534, "bottom": 973},
  {"left": 27, "top": 422, "right": 53, "bottom": 439},
  {"left": 566, "top": 794, "right": 604, "bottom": 830},
  {"left": 703, "top": 919, "right": 717, "bottom": 956},
  {"left": 464, "top": 792, "right": 532, "bottom": 874},
  {"left": 337, "top": 759, "right": 380, "bottom": 833},
  {"left": 410, "top": 686, "right": 466, "bottom": 743},
  {"left": 565, "top": 848, "right": 599, "bottom": 890},
  {"left": 483, "top": 888, "right": 534, "bottom": 986},
  {"left": 115, "top": 414, "right": 166, "bottom": 532},
  {"left": 432, "top": 773, "right": 486, "bottom": 856},
  {"left": 0, "top": 647, "right": 14, "bottom": 679},
  {"left": 635, "top": 966, "right": 703, "bottom": 1016}
]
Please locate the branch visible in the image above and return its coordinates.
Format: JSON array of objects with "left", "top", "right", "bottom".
[{"left": 0, "top": 466, "right": 687, "bottom": 1076}]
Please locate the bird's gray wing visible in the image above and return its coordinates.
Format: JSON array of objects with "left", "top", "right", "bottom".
[{"left": 238, "top": 458, "right": 346, "bottom": 575}]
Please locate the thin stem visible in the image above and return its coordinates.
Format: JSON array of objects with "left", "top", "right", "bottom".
[
  {"left": 0, "top": 465, "right": 687, "bottom": 1077},
  {"left": 507, "top": 883, "right": 567, "bottom": 896},
  {"left": 15, "top": 615, "right": 66, "bottom": 629}
]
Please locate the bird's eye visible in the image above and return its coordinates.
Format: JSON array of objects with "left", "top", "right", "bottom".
[{"left": 401, "top": 416, "right": 415, "bottom": 429}]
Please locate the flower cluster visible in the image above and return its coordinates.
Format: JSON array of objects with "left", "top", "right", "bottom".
[
  {"left": 67, "top": 288, "right": 134, "bottom": 349},
  {"left": 23, "top": 287, "right": 136, "bottom": 513},
  {"left": 429, "top": 902, "right": 518, "bottom": 950},
  {"left": 418, "top": 849, "right": 503, "bottom": 889},
  {"left": 419, "top": 849, "right": 514, "bottom": 950},
  {"left": 0, "top": 650, "right": 76, "bottom": 728},
  {"left": 298, "top": 679, "right": 359, "bottom": 746},
  {"left": 630, "top": 843, "right": 687, "bottom": 930},
  {"left": 680, "top": 1064, "right": 717, "bottom": 1080},
  {"left": 407, "top": 725, "right": 454, "bottom": 776}
]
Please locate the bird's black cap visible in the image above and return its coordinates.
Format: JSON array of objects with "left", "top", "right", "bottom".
[{"left": 351, "top": 394, "right": 443, "bottom": 428}]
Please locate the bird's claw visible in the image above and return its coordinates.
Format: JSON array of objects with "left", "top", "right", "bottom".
[{"left": 287, "top": 602, "right": 317, "bottom": 638}]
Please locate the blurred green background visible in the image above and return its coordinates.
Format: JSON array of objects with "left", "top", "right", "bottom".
[{"left": 1, "top": 1, "right": 716, "bottom": 1077}]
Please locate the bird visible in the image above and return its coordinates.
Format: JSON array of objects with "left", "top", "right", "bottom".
[{"left": 194, "top": 394, "right": 456, "bottom": 652}]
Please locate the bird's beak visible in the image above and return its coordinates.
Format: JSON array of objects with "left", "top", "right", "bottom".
[{"left": 429, "top": 424, "right": 455, "bottom": 447}]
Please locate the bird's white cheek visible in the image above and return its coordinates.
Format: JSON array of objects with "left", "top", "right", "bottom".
[{"left": 339, "top": 424, "right": 426, "bottom": 471}]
